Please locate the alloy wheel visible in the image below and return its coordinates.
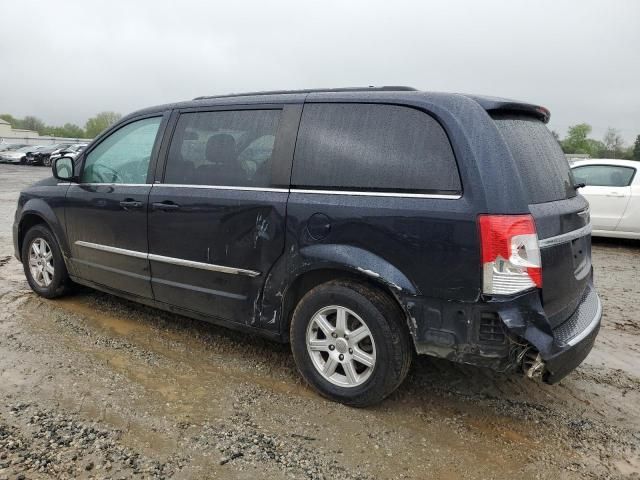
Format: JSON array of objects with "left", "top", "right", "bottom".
[
  {"left": 306, "top": 305, "right": 376, "bottom": 387},
  {"left": 28, "top": 238, "right": 54, "bottom": 287}
]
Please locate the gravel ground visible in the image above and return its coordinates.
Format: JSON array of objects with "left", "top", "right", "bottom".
[{"left": 0, "top": 164, "right": 639, "bottom": 479}]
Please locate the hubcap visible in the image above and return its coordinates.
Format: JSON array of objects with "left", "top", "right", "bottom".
[
  {"left": 306, "top": 305, "right": 376, "bottom": 388},
  {"left": 28, "top": 238, "right": 54, "bottom": 288}
]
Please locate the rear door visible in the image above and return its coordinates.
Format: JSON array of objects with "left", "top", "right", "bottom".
[
  {"left": 147, "top": 105, "right": 299, "bottom": 325},
  {"left": 571, "top": 164, "right": 634, "bottom": 231},
  {"left": 492, "top": 114, "right": 590, "bottom": 327}
]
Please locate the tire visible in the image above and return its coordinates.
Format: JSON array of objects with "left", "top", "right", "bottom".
[
  {"left": 21, "top": 224, "right": 72, "bottom": 299},
  {"left": 290, "top": 280, "right": 412, "bottom": 407}
]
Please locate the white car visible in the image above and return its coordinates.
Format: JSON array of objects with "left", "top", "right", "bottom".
[
  {"left": 571, "top": 159, "right": 640, "bottom": 239},
  {"left": 0, "top": 145, "right": 45, "bottom": 164}
]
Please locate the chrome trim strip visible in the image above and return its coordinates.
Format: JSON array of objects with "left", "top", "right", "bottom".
[
  {"left": 566, "top": 295, "right": 602, "bottom": 347},
  {"left": 148, "top": 253, "right": 260, "bottom": 277},
  {"left": 74, "top": 241, "right": 260, "bottom": 277},
  {"left": 71, "top": 182, "right": 461, "bottom": 198},
  {"left": 290, "top": 189, "right": 462, "bottom": 199},
  {"left": 538, "top": 223, "right": 593, "bottom": 248},
  {"left": 75, "top": 241, "right": 148, "bottom": 259},
  {"left": 73, "top": 183, "right": 152, "bottom": 187},
  {"left": 157, "top": 184, "right": 289, "bottom": 193}
]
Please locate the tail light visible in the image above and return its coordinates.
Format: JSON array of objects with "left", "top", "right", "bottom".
[{"left": 479, "top": 215, "right": 542, "bottom": 295}]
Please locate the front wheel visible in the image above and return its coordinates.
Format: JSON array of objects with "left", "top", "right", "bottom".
[
  {"left": 22, "top": 224, "right": 72, "bottom": 298},
  {"left": 290, "top": 280, "right": 412, "bottom": 407}
]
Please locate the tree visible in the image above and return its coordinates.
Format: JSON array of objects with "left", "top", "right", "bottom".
[
  {"left": 586, "top": 138, "right": 606, "bottom": 157},
  {"left": 602, "top": 127, "right": 625, "bottom": 158},
  {"left": 633, "top": 134, "right": 640, "bottom": 161},
  {"left": 45, "top": 123, "right": 86, "bottom": 138},
  {"left": 561, "top": 123, "right": 593, "bottom": 154},
  {"left": 85, "top": 111, "right": 121, "bottom": 138},
  {"left": 21, "top": 116, "right": 47, "bottom": 134},
  {"left": 0, "top": 114, "right": 18, "bottom": 126}
]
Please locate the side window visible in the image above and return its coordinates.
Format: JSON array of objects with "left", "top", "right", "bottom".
[
  {"left": 81, "top": 117, "right": 162, "bottom": 184},
  {"left": 572, "top": 165, "right": 635, "bottom": 187},
  {"left": 291, "top": 103, "right": 461, "bottom": 193},
  {"left": 164, "top": 110, "right": 281, "bottom": 187}
]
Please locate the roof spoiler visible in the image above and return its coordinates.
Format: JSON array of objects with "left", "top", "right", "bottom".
[{"left": 468, "top": 95, "right": 551, "bottom": 123}]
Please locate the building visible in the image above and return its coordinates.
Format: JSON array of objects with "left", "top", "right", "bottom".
[{"left": 0, "top": 118, "right": 91, "bottom": 145}]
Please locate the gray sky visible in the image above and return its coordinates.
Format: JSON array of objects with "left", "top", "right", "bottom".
[{"left": 1, "top": 0, "right": 638, "bottom": 142}]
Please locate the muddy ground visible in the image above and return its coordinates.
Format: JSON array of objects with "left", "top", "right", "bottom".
[{"left": 0, "top": 163, "right": 638, "bottom": 479}]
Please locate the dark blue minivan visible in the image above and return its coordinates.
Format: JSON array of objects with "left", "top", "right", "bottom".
[{"left": 13, "top": 87, "right": 601, "bottom": 406}]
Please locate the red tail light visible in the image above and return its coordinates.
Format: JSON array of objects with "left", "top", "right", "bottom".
[{"left": 479, "top": 215, "right": 542, "bottom": 295}]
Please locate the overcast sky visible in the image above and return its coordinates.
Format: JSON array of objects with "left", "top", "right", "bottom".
[{"left": 1, "top": 0, "right": 638, "bottom": 142}]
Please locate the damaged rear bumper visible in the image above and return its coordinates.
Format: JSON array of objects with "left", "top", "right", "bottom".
[
  {"left": 540, "top": 285, "right": 601, "bottom": 383},
  {"left": 406, "top": 282, "right": 602, "bottom": 382}
]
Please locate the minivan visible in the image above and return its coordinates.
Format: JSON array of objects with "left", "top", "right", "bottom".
[{"left": 13, "top": 87, "right": 601, "bottom": 406}]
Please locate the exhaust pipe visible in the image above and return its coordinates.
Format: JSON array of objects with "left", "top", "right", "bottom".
[{"left": 522, "top": 350, "right": 545, "bottom": 379}]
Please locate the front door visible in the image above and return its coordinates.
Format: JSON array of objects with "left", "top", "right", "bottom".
[
  {"left": 147, "top": 106, "right": 297, "bottom": 325},
  {"left": 65, "top": 114, "right": 166, "bottom": 298}
]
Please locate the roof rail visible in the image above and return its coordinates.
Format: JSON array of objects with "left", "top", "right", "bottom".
[{"left": 193, "top": 86, "right": 418, "bottom": 101}]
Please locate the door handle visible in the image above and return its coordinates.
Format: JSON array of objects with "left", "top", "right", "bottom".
[
  {"left": 119, "top": 199, "right": 143, "bottom": 209},
  {"left": 152, "top": 201, "right": 180, "bottom": 211},
  {"left": 606, "top": 192, "right": 624, "bottom": 197}
]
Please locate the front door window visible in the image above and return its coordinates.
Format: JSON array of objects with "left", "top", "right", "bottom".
[{"left": 81, "top": 117, "right": 162, "bottom": 184}]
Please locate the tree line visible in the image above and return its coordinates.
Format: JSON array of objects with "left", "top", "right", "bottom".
[
  {"left": 554, "top": 124, "right": 640, "bottom": 160},
  {"left": 0, "top": 112, "right": 122, "bottom": 139}
]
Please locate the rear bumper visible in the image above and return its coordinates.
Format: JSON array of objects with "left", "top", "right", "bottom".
[
  {"left": 542, "top": 285, "right": 601, "bottom": 383},
  {"left": 407, "top": 282, "right": 601, "bottom": 381}
]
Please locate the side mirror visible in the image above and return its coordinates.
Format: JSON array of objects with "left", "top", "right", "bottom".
[{"left": 52, "top": 156, "right": 76, "bottom": 181}]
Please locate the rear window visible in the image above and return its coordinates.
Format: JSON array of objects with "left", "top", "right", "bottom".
[
  {"left": 292, "top": 103, "right": 461, "bottom": 194},
  {"left": 164, "top": 109, "right": 281, "bottom": 187},
  {"left": 492, "top": 114, "right": 576, "bottom": 204},
  {"left": 572, "top": 164, "right": 636, "bottom": 187}
]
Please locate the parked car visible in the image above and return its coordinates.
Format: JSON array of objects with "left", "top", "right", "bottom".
[
  {"left": 0, "top": 143, "right": 29, "bottom": 152},
  {"left": 571, "top": 159, "right": 639, "bottom": 239},
  {"left": 47, "top": 143, "right": 88, "bottom": 165},
  {"left": 25, "top": 144, "right": 75, "bottom": 166},
  {"left": 13, "top": 87, "right": 601, "bottom": 406},
  {"left": 0, "top": 145, "right": 45, "bottom": 164}
]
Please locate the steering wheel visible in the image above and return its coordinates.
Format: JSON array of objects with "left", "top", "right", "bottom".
[{"left": 93, "top": 163, "right": 124, "bottom": 183}]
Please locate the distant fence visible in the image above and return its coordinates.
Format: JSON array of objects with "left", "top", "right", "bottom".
[{"left": 0, "top": 136, "right": 93, "bottom": 146}]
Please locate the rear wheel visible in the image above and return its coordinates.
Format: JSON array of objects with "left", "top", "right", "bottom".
[
  {"left": 22, "top": 224, "right": 72, "bottom": 298},
  {"left": 290, "top": 280, "right": 412, "bottom": 407}
]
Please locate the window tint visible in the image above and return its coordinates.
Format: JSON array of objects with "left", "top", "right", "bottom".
[
  {"left": 572, "top": 165, "right": 635, "bottom": 187},
  {"left": 82, "top": 117, "right": 161, "bottom": 184},
  {"left": 164, "top": 110, "right": 281, "bottom": 187},
  {"left": 291, "top": 103, "right": 461, "bottom": 193},
  {"left": 492, "top": 114, "right": 576, "bottom": 204}
]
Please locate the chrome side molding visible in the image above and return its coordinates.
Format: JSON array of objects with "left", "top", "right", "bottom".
[
  {"left": 148, "top": 253, "right": 260, "bottom": 277},
  {"left": 75, "top": 241, "right": 148, "bottom": 259},
  {"left": 74, "top": 241, "right": 260, "bottom": 277},
  {"left": 289, "top": 189, "right": 461, "bottom": 199}
]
